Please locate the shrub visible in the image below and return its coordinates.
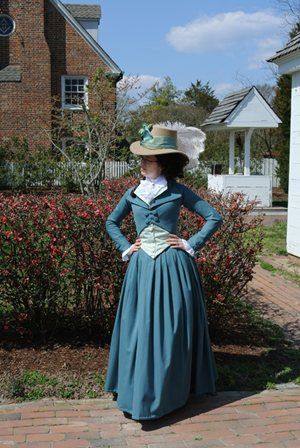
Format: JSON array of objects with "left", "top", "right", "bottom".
[
  {"left": 0, "top": 177, "right": 263, "bottom": 340},
  {"left": 0, "top": 137, "right": 63, "bottom": 192},
  {"left": 0, "top": 183, "right": 131, "bottom": 340},
  {"left": 179, "top": 188, "right": 264, "bottom": 323}
]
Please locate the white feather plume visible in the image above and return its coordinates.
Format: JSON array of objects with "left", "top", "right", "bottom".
[{"left": 157, "top": 121, "right": 206, "bottom": 169}]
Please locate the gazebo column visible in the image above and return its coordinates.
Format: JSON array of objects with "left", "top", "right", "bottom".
[
  {"left": 244, "top": 128, "right": 254, "bottom": 176},
  {"left": 229, "top": 131, "right": 235, "bottom": 174}
]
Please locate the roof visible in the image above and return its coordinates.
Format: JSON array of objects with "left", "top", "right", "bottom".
[
  {"left": 201, "top": 86, "right": 281, "bottom": 130},
  {"left": 267, "top": 32, "right": 300, "bottom": 63},
  {"left": 0, "top": 65, "right": 22, "bottom": 82},
  {"left": 50, "top": 0, "right": 122, "bottom": 76},
  {"left": 201, "top": 87, "right": 252, "bottom": 126},
  {"left": 65, "top": 4, "right": 101, "bottom": 21}
]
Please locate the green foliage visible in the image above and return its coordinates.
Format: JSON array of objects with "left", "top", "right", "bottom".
[
  {"left": 183, "top": 168, "right": 208, "bottom": 189},
  {"left": 183, "top": 79, "right": 219, "bottom": 113},
  {"left": 0, "top": 136, "right": 67, "bottom": 192},
  {"left": 7, "top": 371, "right": 58, "bottom": 400},
  {"left": 148, "top": 76, "right": 180, "bottom": 107},
  {"left": 201, "top": 130, "right": 229, "bottom": 164},
  {"left": 273, "top": 74, "right": 292, "bottom": 193},
  {"left": 259, "top": 221, "right": 287, "bottom": 256},
  {"left": 260, "top": 261, "right": 277, "bottom": 272}
]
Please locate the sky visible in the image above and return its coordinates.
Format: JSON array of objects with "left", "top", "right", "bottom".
[{"left": 61, "top": 0, "right": 294, "bottom": 99}]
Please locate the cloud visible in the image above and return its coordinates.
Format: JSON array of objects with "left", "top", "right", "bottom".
[
  {"left": 247, "top": 37, "right": 283, "bottom": 70},
  {"left": 166, "top": 10, "right": 283, "bottom": 54}
]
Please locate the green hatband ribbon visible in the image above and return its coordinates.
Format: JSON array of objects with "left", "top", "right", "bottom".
[{"left": 138, "top": 123, "right": 176, "bottom": 150}]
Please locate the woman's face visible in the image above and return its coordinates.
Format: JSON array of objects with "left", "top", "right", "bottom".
[{"left": 140, "top": 155, "right": 162, "bottom": 179}]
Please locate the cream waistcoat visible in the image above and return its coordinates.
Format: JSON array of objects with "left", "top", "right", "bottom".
[{"left": 139, "top": 223, "right": 172, "bottom": 259}]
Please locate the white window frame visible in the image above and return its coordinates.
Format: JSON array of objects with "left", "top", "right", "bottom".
[{"left": 61, "top": 75, "right": 89, "bottom": 110}]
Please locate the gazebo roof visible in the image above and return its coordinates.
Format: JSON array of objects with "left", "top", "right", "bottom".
[
  {"left": 201, "top": 86, "right": 281, "bottom": 131},
  {"left": 267, "top": 32, "right": 300, "bottom": 63},
  {"left": 201, "top": 87, "right": 252, "bottom": 127}
]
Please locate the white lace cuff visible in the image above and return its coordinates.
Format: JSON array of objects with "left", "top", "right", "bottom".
[
  {"left": 181, "top": 238, "right": 195, "bottom": 257},
  {"left": 122, "top": 245, "right": 134, "bottom": 261}
]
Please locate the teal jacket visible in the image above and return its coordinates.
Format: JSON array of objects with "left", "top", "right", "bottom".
[{"left": 106, "top": 179, "right": 223, "bottom": 255}]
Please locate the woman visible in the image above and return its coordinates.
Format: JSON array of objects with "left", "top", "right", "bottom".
[{"left": 104, "top": 124, "right": 223, "bottom": 421}]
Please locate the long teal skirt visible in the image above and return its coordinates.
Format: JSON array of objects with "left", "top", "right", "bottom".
[{"left": 104, "top": 246, "right": 218, "bottom": 420}]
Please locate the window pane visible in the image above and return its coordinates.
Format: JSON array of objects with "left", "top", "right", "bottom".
[{"left": 65, "top": 94, "right": 71, "bottom": 104}]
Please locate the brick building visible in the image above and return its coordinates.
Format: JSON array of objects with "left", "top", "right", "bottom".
[{"left": 0, "top": 0, "right": 122, "bottom": 151}]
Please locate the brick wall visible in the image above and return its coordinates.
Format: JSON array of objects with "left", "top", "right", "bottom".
[
  {"left": 0, "top": 0, "right": 52, "bottom": 150},
  {"left": 0, "top": 0, "right": 117, "bottom": 152}
]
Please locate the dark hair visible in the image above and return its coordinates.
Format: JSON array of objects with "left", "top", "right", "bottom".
[
  {"left": 155, "top": 153, "right": 188, "bottom": 180},
  {"left": 130, "top": 153, "right": 188, "bottom": 197}
]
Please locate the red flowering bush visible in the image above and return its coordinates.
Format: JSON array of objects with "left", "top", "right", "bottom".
[
  {"left": 178, "top": 188, "right": 264, "bottom": 322},
  {"left": 0, "top": 177, "right": 263, "bottom": 340}
]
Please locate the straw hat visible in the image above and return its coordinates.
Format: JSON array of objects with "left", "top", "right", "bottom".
[
  {"left": 130, "top": 124, "right": 189, "bottom": 163},
  {"left": 158, "top": 121, "right": 206, "bottom": 170}
]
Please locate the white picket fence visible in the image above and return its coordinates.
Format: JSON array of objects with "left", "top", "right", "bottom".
[
  {"left": 0, "top": 160, "right": 132, "bottom": 188},
  {"left": 0, "top": 158, "right": 279, "bottom": 188},
  {"left": 261, "top": 158, "right": 279, "bottom": 187},
  {"left": 104, "top": 160, "right": 130, "bottom": 178}
]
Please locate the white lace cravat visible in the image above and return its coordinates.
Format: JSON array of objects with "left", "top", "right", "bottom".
[{"left": 134, "top": 174, "right": 167, "bottom": 204}]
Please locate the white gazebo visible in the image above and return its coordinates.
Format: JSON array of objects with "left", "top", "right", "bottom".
[
  {"left": 201, "top": 86, "right": 282, "bottom": 207},
  {"left": 267, "top": 32, "right": 300, "bottom": 260}
]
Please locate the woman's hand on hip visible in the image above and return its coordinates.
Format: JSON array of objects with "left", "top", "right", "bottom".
[
  {"left": 129, "top": 238, "right": 141, "bottom": 255},
  {"left": 166, "top": 234, "right": 186, "bottom": 250}
]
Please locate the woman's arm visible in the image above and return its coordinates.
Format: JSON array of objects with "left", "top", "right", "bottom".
[
  {"left": 181, "top": 185, "right": 223, "bottom": 253},
  {"left": 105, "top": 190, "right": 132, "bottom": 254}
]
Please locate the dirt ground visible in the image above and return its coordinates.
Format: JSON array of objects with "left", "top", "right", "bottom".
[{"left": 0, "top": 309, "right": 288, "bottom": 379}]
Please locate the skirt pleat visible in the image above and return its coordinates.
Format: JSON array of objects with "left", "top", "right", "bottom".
[{"left": 104, "top": 246, "right": 218, "bottom": 420}]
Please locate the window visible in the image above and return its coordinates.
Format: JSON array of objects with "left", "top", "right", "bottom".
[
  {"left": 61, "top": 76, "right": 88, "bottom": 110},
  {"left": 0, "top": 15, "right": 16, "bottom": 37}
]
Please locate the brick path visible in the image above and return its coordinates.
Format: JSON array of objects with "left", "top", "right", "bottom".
[
  {"left": 0, "top": 387, "right": 299, "bottom": 447},
  {"left": 0, "top": 260, "right": 299, "bottom": 447},
  {"left": 247, "top": 261, "right": 300, "bottom": 348}
]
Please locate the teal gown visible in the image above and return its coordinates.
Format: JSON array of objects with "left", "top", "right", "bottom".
[{"left": 104, "top": 179, "right": 223, "bottom": 420}]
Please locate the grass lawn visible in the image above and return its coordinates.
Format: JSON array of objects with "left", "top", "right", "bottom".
[
  {"left": 258, "top": 221, "right": 300, "bottom": 287},
  {"left": 260, "top": 222, "right": 288, "bottom": 256}
]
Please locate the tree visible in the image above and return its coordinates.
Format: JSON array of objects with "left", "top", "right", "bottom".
[
  {"left": 183, "top": 80, "right": 219, "bottom": 113},
  {"left": 148, "top": 76, "right": 181, "bottom": 107},
  {"left": 275, "top": 0, "right": 300, "bottom": 23}
]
